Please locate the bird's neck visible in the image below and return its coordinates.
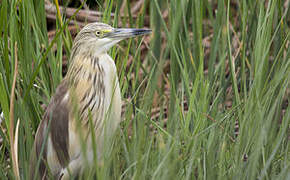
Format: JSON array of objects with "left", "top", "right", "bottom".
[
  {"left": 65, "top": 53, "right": 107, "bottom": 123},
  {"left": 70, "top": 42, "right": 108, "bottom": 65},
  {"left": 66, "top": 53, "right": 106, "bottom": 88}
]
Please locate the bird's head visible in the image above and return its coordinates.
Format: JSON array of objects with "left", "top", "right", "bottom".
[{"left": 72, "top": 22, "right": 151, "bottom": 56}]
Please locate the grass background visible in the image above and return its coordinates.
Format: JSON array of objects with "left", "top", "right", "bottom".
[{"left": 0, "top": 0, "right": 289, "bottom": 179}]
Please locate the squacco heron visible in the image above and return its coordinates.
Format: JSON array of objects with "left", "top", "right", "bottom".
[{"left": 30, "top": 22, "right": 151, "bottom": 179}]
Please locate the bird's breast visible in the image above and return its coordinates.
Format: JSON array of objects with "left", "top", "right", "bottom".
[{"left": 98, "top": 54, "right": 122, "bottom": 131}]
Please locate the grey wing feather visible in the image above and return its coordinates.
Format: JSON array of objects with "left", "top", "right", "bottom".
[{"left": 30, "top": 79, "right": 70, "bottom": 179}]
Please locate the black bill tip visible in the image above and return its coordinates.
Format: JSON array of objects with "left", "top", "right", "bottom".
[{"left": 107, "top": 28, "right": 152, "bottom": 39}]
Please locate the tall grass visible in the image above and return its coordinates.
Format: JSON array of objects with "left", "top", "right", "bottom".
[{"left": 0, "top": 0, "right": 289, "bottom": 179}]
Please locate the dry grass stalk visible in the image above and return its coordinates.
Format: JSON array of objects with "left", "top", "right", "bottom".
[{"left": 9, "top": 43, "right": 20, "bottom": 180}]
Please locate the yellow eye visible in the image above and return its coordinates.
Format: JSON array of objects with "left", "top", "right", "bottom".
[{"left": 96, "top": 31, "right": 102, "bottom": 36}]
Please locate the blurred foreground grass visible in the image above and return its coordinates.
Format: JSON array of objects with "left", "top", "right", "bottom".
[{"left": 0, "top": 0, "right": 289, "bottom": 179}]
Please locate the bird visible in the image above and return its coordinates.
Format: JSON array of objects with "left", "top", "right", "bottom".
[{"left": 29, "top": 22, "right": 151, "bottom": 179}]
